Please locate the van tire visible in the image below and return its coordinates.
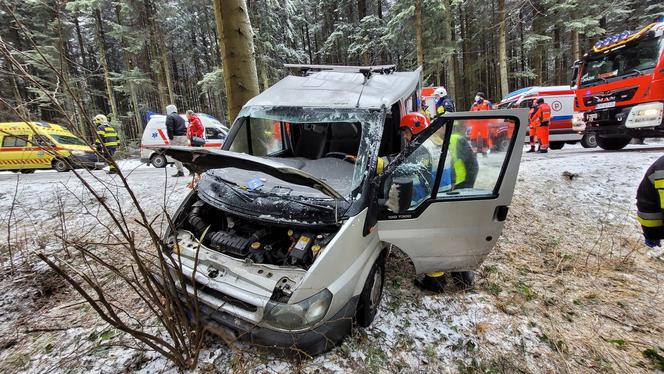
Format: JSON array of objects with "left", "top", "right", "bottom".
[
  {"left": 355, "top": 256, "right": 385, "bottom": 327},
  {"left": 496, "top": 136, "right": 510, "bottom": 152},
  {"left": 151, "top": 154, "right": 167, "bottom": 168},
  {"left": 549, "top": 141, "right": 565, "bottom": 150},
  {"left": 580, "top": 133, "right": 597, "bottom": 148},
  {"left": 597, "top": 136, "right": 630, "bottom": 151},
  {"left": 53, "top": 159, "right": 69, "bottom": 172}
]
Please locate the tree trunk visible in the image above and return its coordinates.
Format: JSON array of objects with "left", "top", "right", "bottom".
[
  {"left": 213, "top": 0, "right": 259, "bottom": 123},
  {"left": 94, "top": 9, "right": 119, "bottom": 122},
  {"left": 497, "top": 0, "right": 508, "bottom": 98},
  {"left": 441, "top": 0, "right": 456, "bottom": 100},
  {"left": 415, "top": 0, "right": 424, "bottom": 69},
  {"left": 571, "top": 30, "right": 580, "bottom": 61},
  {"left": 115, "top": 5, "right": 143, "bottom": 138}
]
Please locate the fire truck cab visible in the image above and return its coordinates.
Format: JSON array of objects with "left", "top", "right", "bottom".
[{"left": 572, "top": 19, "right": 664, "bottom": 150}]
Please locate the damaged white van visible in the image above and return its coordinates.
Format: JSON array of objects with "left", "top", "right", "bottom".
[{"left": 161, "top": 65, "right": 528, "bottom": 355}]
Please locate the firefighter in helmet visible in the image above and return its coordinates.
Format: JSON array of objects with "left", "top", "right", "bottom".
[
  {"left": 636, "top": 156, "right": 664, "bottom": 248},
  {"left": 94, "top": 114, "right": 120, "bottom": 174}
]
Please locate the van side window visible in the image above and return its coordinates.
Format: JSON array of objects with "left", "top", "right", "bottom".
[
  {"left": 2, "top": 136, "right": 27, "bottom": 148},
  {"left": 205, "top": 127, "right": 225, "bottom": 140},
  {"left": 32, "top": 135, "right": 55, "bottom": 148}
]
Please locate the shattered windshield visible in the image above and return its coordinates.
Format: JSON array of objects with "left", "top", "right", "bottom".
[
  {"left": 580, "top": 35, "right": 663, "bottom": 87},
  {"left": 226, "top": 106, "right": 384, "bottom": 199}
]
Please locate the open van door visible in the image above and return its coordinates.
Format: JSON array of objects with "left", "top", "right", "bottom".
[{"left": 375, "top": 109, "right": 528, "bottom": 274}]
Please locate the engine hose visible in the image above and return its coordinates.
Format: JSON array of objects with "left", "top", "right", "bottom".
[{"left": 188, "top": 202, "right": 208, "bottom": 233}]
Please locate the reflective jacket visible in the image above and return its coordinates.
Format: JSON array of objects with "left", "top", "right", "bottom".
[
  {"left": 636, "top": 156, "right": 664, "bottom": 240},
  {"left": 529, "top": 106, "right": 541, "bottom": 128},
  {"left": 539, "top": 103, "right": 552, "bottom": 124},
  {"left": 96, "top": 123, "right": 120, "bottom": 147},
  {"left": 435, "top": 96, "right": 456, "bottom": 114},
  {"left": 470, "top": 100, "right": 492, "bottom": 111},
  {"left": 450, "top": 133, "right": 478, "bottom": 187}
]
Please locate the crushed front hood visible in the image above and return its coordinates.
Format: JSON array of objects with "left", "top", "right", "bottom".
[{"left": 159, "top": 146, "right": 343, "bottom": 199}]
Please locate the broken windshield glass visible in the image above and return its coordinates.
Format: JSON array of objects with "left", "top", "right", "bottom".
[{"left": 228, "top": 106, "right": 385, "bottom": 199}]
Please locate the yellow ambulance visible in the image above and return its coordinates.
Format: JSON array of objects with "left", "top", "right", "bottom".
[{"left": 0, "top": 122, "right": 105, "bottom": 173}]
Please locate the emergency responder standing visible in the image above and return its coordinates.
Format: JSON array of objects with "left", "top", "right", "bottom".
[
  {"left": 536, "top": 98, "right": 551, "bottom": 153},
  {"left": 469, "top": 92, "right": 492, "bottom": 156},
  {"left": 527, "top": 100, "right": 540, "bottom": 153},
  {"left": 450, "top": 125, "right": 478, "bottom": 189},
  {"left": 636, "top": 156, "right": 664, "bottom": 247},
  {"left": 165, "top": 104, "right": 187, "bottom": 177},
  {"left": 434, "top": 87, "right": 455, "bottom": 115},
  {"left": 94, "top": 114, "right": 120, "bottom": 174}
]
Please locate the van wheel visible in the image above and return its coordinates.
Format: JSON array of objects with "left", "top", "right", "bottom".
[
  {"left": 580, "top": 133, "right": 597, "bottom": 148},
  {"left": 496, "top": 136, "right": 510, "bottom": 152},
  {"left": 53, "top": 159, "right": 69, "bottom": 172},
  {"left": 597, "top": 136, "right": 630, "bottom": 151},
  {"left": 151, "top": 154, "right": 167, "bottom": 168},
  {"left": 355, "top": 256, "right": 385, "bottom": 327},
  {"left": 549, "top": 142, "right": 564, "bottom": 150}
]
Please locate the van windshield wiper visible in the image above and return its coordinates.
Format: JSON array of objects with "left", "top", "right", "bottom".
[{"left": 208, "top": 175, "right": 252, "bottom": 202}]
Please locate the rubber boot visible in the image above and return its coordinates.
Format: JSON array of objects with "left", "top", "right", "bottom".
[
  {"left": 414, "top": 274, "right": 446, "bottom": 293},
  {"left": 172, "top": 171, "right": 185, "bottom": 177},
  {"left": 526, "top": 145, "right": 536, "bottom": 153}
]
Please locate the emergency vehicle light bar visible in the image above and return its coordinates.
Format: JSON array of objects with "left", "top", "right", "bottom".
[{"left": 284, "top": 64, "right": 397, "bottom": 76}]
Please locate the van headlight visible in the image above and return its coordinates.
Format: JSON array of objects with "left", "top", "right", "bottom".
[
  {"left": 70, "top": 150, "right": 87, "bottom": 156},
  {"left": 572, "top": 112, "right": 585, "bottom": 131},
  {"left": 263, "top": 289, "right": 332, "bottom": 330},
  {"left": 625, "top": 102, "right": 664, "bottom": 128}
]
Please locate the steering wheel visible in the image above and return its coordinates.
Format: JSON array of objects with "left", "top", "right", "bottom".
[{"left": 323, "top": 152, "right": 355, "bottom": 163}]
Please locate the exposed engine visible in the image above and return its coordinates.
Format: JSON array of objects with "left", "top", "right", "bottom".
[{"left": 176, "top": 199, "right": 335, "bottom": 269}]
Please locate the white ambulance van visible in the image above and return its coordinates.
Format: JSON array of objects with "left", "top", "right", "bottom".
[
  {"left": 140, "top": 113, "right": 229, "bottom": 168},
  {"left": 499, "top": 86, "right": 596, "bottom": 149}
]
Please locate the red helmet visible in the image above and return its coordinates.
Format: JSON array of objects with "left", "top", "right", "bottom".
[{"left": 400, "top": 112, "right": 430, "bottom": 135}]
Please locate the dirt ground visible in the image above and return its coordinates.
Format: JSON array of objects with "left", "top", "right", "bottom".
[{"left": 0, "top": 145, "right": 663, "bottom": 373}]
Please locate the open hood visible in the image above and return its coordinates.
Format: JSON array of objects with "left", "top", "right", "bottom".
[{"left": 158, "top": 147, "right": 344, "bottom": 199}]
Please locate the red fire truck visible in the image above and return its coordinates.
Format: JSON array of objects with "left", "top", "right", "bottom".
[{"left": 572, "top": 18, "right": 664, "bottom": 150}]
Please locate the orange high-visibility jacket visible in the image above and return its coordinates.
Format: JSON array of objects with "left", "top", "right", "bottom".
[
  {"left": 539, "top": 102, "right": 552, "bottom": 123},
  {"left": 529, "top": 106, "right": 541, "bottom": 128}
]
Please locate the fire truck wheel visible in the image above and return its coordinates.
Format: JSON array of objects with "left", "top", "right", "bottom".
[
  {"left": 580, "top": 133, "right": 597, "bottom": 148},
  {"left": 597, "top": 136, "right": 630, "bottom": 151},
  {"left": 549, "top": 142, "right": 565, "bottom": 150}
]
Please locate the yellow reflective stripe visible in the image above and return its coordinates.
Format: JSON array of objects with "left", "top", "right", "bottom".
[
  {"left": 637, "top": 216, "right": 664, "bottom": 227},
  {"left": 659, "top": 190, "right": 664, "bottom": 209},
  {"left": 655, "top": 179, "right": 664, "bottom": 189},
  {"left": 377, "top": 157, "right": 384, "bottom": 175},
  {"left": 426, "top": 272, "right": 445, "bottom": 277}
]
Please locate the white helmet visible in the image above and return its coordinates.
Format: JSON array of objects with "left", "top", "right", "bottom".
[
  {"left": 433, "top": 87, "right": 447, "bottom": 97},
  {"left": 93, "top": 114, "right": 108, "bottom": 125}
]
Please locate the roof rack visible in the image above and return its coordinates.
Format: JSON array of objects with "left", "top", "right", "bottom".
[{"left": 284, "top": 63, "right": 396, "bottom": 82}]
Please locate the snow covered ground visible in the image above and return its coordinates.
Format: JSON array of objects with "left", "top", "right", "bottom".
[{"left": 0, "top": 144, "right": 663, "bottom": 373}]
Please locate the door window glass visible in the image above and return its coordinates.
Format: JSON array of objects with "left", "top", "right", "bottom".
[
  {"left": 2, "top": 136, "right": 28, "bottom": 148},
  {"left": 205, "top": 126, "right": 226, "bottom": 140},
  {"left": 386, "top": 128, "right": 445, "bottom": 211},
  {"left": 436, "top": 119, "right": 515, "bottom": 198}
]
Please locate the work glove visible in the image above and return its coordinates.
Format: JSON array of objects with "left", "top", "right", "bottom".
[{"left": 644, "top": 238, "right": 661, "bottom": 248}]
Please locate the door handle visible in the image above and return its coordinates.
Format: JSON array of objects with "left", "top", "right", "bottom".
[{"left": 494, "top": 206, "right": 509, "bottom": 221}]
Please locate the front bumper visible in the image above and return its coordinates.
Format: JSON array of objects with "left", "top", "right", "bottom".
[
  {"left": 199, "top": 295, "right": 358, "bottom": 356},
  {"left": 70, "top": 154, "right": 105, "bottom": 169},
  {"left": 583, "top": 103, "right": 664, "bottom": 137}
]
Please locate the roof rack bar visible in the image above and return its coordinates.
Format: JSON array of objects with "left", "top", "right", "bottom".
[{"left": 284, "top": 64, "right": 396, "bottom": 76}]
